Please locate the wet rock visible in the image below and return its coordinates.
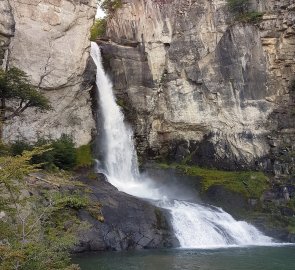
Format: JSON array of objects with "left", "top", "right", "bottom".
[{"left": 75, "top": 174, "right": 178, "bottom": 252}]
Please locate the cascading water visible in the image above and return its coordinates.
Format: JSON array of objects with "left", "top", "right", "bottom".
[{"left": 90, "top": 42, "right": 274, "bottom": 248}]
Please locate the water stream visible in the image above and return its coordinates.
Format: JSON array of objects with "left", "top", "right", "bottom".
[{"left": 90, "top": 42, "right": 274, "bottom": 249}]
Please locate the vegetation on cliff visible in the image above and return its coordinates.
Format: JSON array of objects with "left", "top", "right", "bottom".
[
  {"left": 159, "top": 163, "right": 269, "bottom": 199},
  {"left": 227, "top": 0, "right": 263, "bottom": 23},
  {"left": 99, "top": 0, "right": 122, "bottom": 14},
  {"left": 0, "top": 148, "right": 91, "bottom": 269},
  {"left": 90, "top": 0, "right": 122, "bottom": 41},
  {"left": 9, "top": 135, "right": 94, "bottom": 171},
  {"left": 0, "top": 67, "right": 51, "bottom": 138},
  {"left": 90, "top": 19, "right": 107, "bottom": 41}
]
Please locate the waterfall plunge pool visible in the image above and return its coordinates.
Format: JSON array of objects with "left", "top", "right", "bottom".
[{"left": 74, "top": 245, "right": 295, "bottom": 270}]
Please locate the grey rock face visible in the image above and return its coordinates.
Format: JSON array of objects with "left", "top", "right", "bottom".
[
  {"left": 0, "top": 0, "right": 14, "bottom": 67},
  {"left": 75, "top": 175, "right": 178, "bottom": 252},
  {"left": 102, "top": 0, "right": 295, "bottom": 171},
  {"left": 1, "top": 0, "right": 97, "bottom": 146}
]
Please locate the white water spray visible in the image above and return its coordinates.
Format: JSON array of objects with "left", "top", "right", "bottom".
[{"left": 91, "top": 42, "right": 274, "bottom": 248}]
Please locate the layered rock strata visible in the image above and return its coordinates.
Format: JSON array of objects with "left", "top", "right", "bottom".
[{"left": 101, "top": 0, "right": 295, "bottom": 172}]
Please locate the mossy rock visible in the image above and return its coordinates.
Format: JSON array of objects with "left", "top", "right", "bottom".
[
  {"left": 76, "top": 144, "right": 94, "bottom": 169},
  {"left": 158, "top": 163, "right": 269, "bottom": 199}
]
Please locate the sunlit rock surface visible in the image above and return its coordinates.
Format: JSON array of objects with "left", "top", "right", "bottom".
[
  {"left": 1, "top": 0, "right": 97, "bottom": 145},
  {"left": 101, "top": 0, "right": 295, "bottom": 171}
]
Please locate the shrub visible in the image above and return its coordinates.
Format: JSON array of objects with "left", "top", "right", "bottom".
[
  {"left": 50, "top": 135, "right": 77, "bottom": 170},
  {"left": 227, "top": 0, "right": 249, "bottom": 14},
  {"left": 235, "top": 11, "right": 264, "bottom": 23},
  {"left": 76, "top": 144, "right": 94, "bottom": 168},
  {"left": 100, "top": 0, "right": 122, "bottom": 14},
  {"left": 226, "top": 0, "right": 264, "bottom": 23},
  {"left": 9, "top": 135, "right": 94, "bottom": 171},
  {"left": 10, "top": 140, "right": 32, "bottom": 156},
  {"left": 90, "top": 18, "right": 107, "bottom": 41},
  {"left": 10, "top": 135, "right": 77, "bottom": 170}
]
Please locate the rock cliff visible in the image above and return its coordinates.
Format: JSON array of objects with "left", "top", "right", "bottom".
[
  {"left": 0, "top": 0, "right": 97, "bottom": 146},
  {"left": 101, "top": 0, "right": 295, "bottom": 173}
]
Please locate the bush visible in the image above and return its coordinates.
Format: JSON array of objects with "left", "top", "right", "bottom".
[
  {"left": 50, "top": 135, "right": 77, "bottom": 170},
  {"left": 10, "top": 140, "right": 32, "bottom": 156},
  {"left": 227, "top": 0, "right": 249, "bottom": 14},
  {"left": 90, "top": 18, "right": 107, "bottom": 41},
  {"left": 227, "top": 0, "right": 263, "bottom": 23},
  {"left": 100, "top": 0, "right": 122, "bottom": 14},
  {"left": 76, "top": 144, "right": 94, "bottom": 168},
  {"left": 236, "top": 11, "right": 263, "bottom": 23},
  {"left": 10, "top": 135, "right": 79, "bottom": 170}
]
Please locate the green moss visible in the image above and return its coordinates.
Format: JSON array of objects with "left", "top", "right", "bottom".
[
  {"left": 159, "top": 163, "right": 269, "bottom": 198},
  {"left": 75, "top": 144, "right": 93, "bottom": 168}
]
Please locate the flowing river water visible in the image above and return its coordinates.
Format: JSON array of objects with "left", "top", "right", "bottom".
[{"left": 84, "top": 42, "right": 294, "bottom": 269}]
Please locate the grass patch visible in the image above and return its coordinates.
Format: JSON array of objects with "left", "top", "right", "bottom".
[
  {"left": 76, "top": 144, "right": 94, "bottom": 168},
  {"left": 159, "top": 163, "right": 269, "bottom": 198}
]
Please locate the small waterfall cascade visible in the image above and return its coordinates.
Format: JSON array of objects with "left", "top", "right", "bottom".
[{"left": 90, "top": 42, "right": 274, "bottom": 248}]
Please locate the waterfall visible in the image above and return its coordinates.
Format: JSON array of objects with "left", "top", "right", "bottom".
[{"left": 90, "top": 42, "right": 274, "bottom": 248}]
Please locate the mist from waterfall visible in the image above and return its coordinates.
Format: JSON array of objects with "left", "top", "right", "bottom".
[{"left": 90, "top": 42, "right": 275, "bottom": 248}]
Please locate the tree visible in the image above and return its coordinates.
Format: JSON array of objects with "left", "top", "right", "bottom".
[
  {"left": 98, "top": 0, "right": 122, "bottom": 15},
  {"left": 0, "top": 148, "right": 86, "bottom": 270},
  {"left": 0, "top": 67, "right": 51, "bottom": 138}
]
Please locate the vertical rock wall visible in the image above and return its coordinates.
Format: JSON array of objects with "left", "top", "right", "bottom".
[
  {"left": 101, "top": 0, "right": 295, "bottom": 171},
  {"left": 0, "top": 0, "right": 14, "bottom": 67},
  {"left": 1, "top": 0, "right": 97, "bottom": 146}
]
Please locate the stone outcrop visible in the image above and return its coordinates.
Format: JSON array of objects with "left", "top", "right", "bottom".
[
  {"left": 101, "top": 0, "right": 295, "bottom": 172},
  {"left": 75, "top": 175, "right": 178, "bottom": 251},
  {"left": 1, "top": 0, "right": 97, "bottom": 146}
]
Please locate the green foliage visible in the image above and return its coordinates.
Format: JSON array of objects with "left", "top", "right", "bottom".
[
  {"left": 90, "top": 18, "right": 107, "bottom": 41},
  {"left": 226, "top": 0, "right": 263, "bottom": 23},
  {"left": 0, "top": 67, "right": 51, "bottom": 124},
  {"left": 10, "top": 140, "right": 32, "bottom": 156},
  {"left": 227, "top": 0, "right": 249, "bottom": 14},
  {"left": 99, "top": 0, "right": 122, "bottom": 14},
  {"left": 49, "top": 135, "right": 77, "bottom": 170},
  {"left": 235, "top": 11, "right": 264, "bottom": 23},
  {"left": 10, "top": 135, "right": 80, "bottom": 171},
  {"left": 159, "top": 163, "right": 269, "bottom": 198},
  {"left": 54, "top": 193, "right": 88, "bottom": 210},
  {"left": 76, "top": 144, "right": 93, "bottom": 168},
  {"left": 0, "top": 149, "right": 86, "bottom": 270}
]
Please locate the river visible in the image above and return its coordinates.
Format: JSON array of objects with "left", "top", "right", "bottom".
[{"left": 75, "top": 246, "right": 295, "bottom": 270}]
